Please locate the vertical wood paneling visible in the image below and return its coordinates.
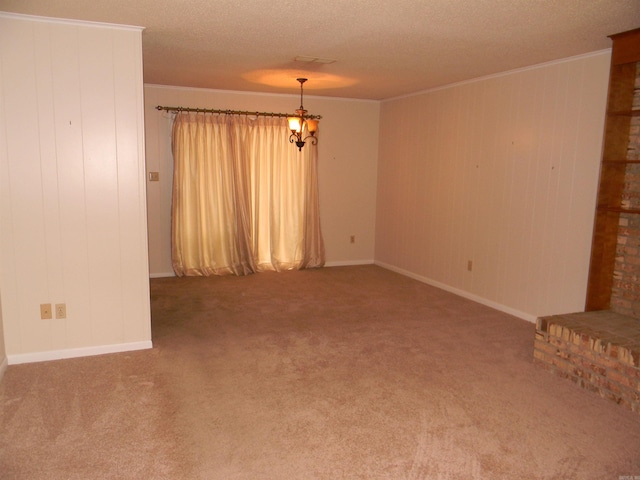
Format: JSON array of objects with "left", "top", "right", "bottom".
[
  {"left": 0, "top": 19, "right": 21, "bottom": 354},
  {"left": 113, "top": 29, "right": 150, "bottom": 343},
  {"left": 2, "top": 19, "right": 51, "bottom": 354},
  {"left": 0, "top": 14, "right": 150, "bottom": 358},
  {"left": 568, "top": 62, "right": 610, "bottom": 307},
  {"left": 459, "top": 83, "right": 480, "bottom": 293},
  {"left": 505, "top": 73, "right": 528, "bottom": 305},
  {"left": 550, "top": 61, "right": 582, "bottom": 312},
  {"left": 376, "top": 52, "right": 610, "bottom": 319},
  {"left": 50, "top": 22, "right": 92, "bottom": 348},
  {"left": 33, "top": 22, "right": 66, "bottom": 350},
  {"left": 79, "top": 26, "right": 123, "bottom": 345},
  {"left": 0, "top": 35, "right": 8, "bottom": 362},
  {"left": 525, "top": 65, "right": 557, "bottom": 313}
]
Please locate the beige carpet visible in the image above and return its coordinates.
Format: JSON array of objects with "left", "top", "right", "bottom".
[{"left": 1, "top": 265, "right": 639, "bottom": 479}]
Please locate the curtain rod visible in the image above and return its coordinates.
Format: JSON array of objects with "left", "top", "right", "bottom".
[{"left": 155, "top": 105, "right": 322, "bottom": 120}]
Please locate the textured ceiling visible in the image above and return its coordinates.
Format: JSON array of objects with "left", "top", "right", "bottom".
[{"left": 1, "top": 0, "right": 639, "bottom": 100}]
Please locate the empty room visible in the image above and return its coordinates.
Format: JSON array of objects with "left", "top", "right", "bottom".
[{"left": 1, "top": 1, "right": 640, "bottom": 479}]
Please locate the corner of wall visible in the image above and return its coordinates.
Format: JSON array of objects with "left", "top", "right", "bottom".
[
  {"left": 0, "top": 356, "right": 7, "bottom": 382},
  {"left": 0, "top": 295, "right": 7, "bottom": 382}
]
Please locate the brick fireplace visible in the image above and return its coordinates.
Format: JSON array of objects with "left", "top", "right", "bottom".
[{"left": 533, "top": 55, "right": 640, "bottom": 413}]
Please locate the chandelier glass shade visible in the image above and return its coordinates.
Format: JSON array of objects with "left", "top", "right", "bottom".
[{"left": 287, "top": 78, "right": 320, "bottom": 151}]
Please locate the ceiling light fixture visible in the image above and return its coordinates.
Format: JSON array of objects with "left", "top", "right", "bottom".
[{"left": 288, "top": 78, "right": 319, "bottom": 151}]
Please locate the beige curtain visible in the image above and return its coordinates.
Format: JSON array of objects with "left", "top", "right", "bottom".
[{"left": 171, "top": 112, "right": 325, "bottom": 276}]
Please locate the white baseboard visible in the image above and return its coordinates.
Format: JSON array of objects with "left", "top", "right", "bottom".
[
  {"left": 152, "top": 264, "right": 375, "bottom": 275},
  {"left": 150, "top": 272, "right": 175, "bottom": 278},
  {"left": 7, "top": 340, "right": 153, "bottom": 365},
  {"left": 325, "top": 260, "right": 374, "bottom": 267},
  {"left": 374, "top": 261, "right": 537, "bottom": 323},
  {"left": 0, "top": 355, "right": 7, "bottom": 381}
]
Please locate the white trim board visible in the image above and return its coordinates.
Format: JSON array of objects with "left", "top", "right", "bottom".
[
  {"left": 374, "top": 261, "right": 537, "bottom": 323},
  {"left": 150, "top": 272, "right": 175, "bottom": 278},
  {"left": 325, "top": 260, "right": 374, "bottom": 267},
  {"left": 0, "top": 12, "right": 144, "bottom": 31},
  {"left": 7, "top": 341, "right": 153, "bottom": 366},
  {"left": 150, "top": 262, "right": 374, "bottom": 276}
]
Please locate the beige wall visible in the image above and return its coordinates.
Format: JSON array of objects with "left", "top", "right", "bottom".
[
  {"left": 0, "top": 14, "right": 152, "bottom": 362},
  {"left": 0, "top": 13, "right": 613, "bottom": 371},
  {"left": 144, "top": 85, "right": 380, "bottom": 276},
  {"left": 375, "top": 52, "right": 611, "bottom": 321}
]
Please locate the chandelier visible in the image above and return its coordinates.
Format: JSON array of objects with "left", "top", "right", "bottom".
[{"left": 288, "top": 78, "right": 320, "bottom": 151}]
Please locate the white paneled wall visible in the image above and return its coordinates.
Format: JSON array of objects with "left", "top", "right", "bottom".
[
  {"left": 376, "top": 52, "right": 610, "bottom": 321},
  {"left": 0, "top": 14, "right": 151, "bottom": 362}
]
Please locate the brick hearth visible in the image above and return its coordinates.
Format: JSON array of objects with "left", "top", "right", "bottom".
[
  {"left": 533, "top": 311, "right": 640, "bottom": 412},
  {"left": 534, "top": 311, "right": 640, "bottom": 413}
]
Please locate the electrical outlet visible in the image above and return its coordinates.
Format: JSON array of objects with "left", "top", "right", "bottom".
[
  {"left": 467, "top": 260, "right": 473, "bottom": 272},
  {"left": 350, "top": 235, "right": 356, "bottom": 244},
  {"left": 55, "top": 303, "right": 66, "bottom": 319},
  {"left": 40, "top": 303, "right": 52, "bottom": 320}
]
